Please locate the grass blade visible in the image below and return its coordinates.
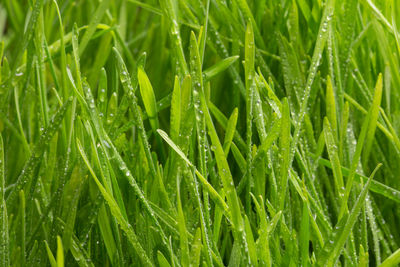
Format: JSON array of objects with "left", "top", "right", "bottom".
[
  {"left": 138, "top": 67, "right": 159, "bottom": 131},
  {"left": 380, "top": 248, "right": 400, "bottom": 267},
  {"left": 0, "top": 135, "right": 9, "bottom": 266},
  {"left": 76, "top": 139, "right": 153, "bottom": 266},
  {"left": 6, "top": 97, "right": 72, "bottom": 207},
  {"left": 317, "top": 164, "right": 382, "bottom": 266}
]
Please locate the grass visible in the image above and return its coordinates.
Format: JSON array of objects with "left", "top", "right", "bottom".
[{"left": 1, "top": 0, "right": 400, "bottom": 266}]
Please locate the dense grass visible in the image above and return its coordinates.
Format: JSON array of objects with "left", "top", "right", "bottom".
[{"left": 1, "top": 0, "right": 400, "bottom": 266}]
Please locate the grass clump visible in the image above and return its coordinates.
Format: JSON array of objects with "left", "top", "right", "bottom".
[{"left": 1, "top": 0, "right": 400, "bottom": 266}]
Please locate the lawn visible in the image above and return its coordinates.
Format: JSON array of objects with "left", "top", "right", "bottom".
[{"left": 1, "top": 0, "right": 400, "bottom": 266}]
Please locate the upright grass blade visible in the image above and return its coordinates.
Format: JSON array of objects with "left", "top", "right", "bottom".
[
  {"left": 300, "top": 194, "right": 310, "bottom": 267},
  {"left": 170, "top": 76, "right": 181, "bottom": 141},
  {"left": 326, "top": 76, "right": 337, "bottom": 137},
  {"left": 198, "top": 66, "right": 251, "bottom": 265},
  {"left": 78, "top": 0, "right": 110, "bottom": 55},
  {"left": 19, "top": 190, "right": 26, "bottom": 265},
  {"left": 161, "top": 0, "right": 189, "bottom": 75},
  {"left": 176, "top": 172, "right": 189, "bottom": 267},
  {"left": 289, "top": 0, "right": 334, "bottom": 164},
  {"left": 76, "top": 139, "right": 153, "bottom": 266},
  {"left": 77, "top": 78, "right": 174, "bottom": 260},
  {"left": 2, "top": 0, "right": 400, "bottom": 265},
  {"left": 138, "top": 67, "right": 159, "bottom": 131},
  {"left": 0, "top": 135, "right": 9, "bottom": 266},
  {"left": 244, "top": 21, "right": 255, "bottom": 213},
  {"left": 223, "top": 108, "right": 238, "bottom": 156},
  {"left": 157, "top": 129, "right": 228, "bottom": 213},
  {"left": 113, "top": 48, "right": 158, "bottom": 179},
  {"left": 278, "top": 34, "right": 304, "bottom": 109},
  {"left": 189, "top": 31, "right": 213, "bottom": 267},
  {"left": 6, "top": 97, "right": 72, "bottom": 207},
  {"left": 8, "top": 0, "right": 43, "bottom": 79},
  {"left": 339, "top": 74, "right": 383, "bottom": 219},
  {"left": 362, "top": 74, "right": 383, "bottom": 167},
  {"left": 62, "top": 165, "right": 85, "bottom": 251},
  {"left": 323, "top": 118, "right": 344, "bottom": 202},
  {"left": 278, "top": 98, "right": 291, "bottom": 211},
  {"left": 317, "top": 164, "right": 382, "bottom": 266},
  {"left": 56, "top": 236, "right": 64, "bottom": 267}
]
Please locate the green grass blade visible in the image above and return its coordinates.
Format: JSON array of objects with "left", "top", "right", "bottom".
[
  {"left": 323, "top": 117, "right": 344, "bottom": 201},
  {"left": 113, "top": 48, "right": 158, "bottom": 179},
  {"left": 170, "top": 76, "right": 181, "bottom": 141},
  {"left": 189, "top": 31, "right": 213, "bottom": 266},
  {"left": 317, "top": 164, "right": 382, "bottom": 266},
  {"left": 244, "top": 21, "right": 255, "bottom": 213},
  {"left": 138, "top": 67, "right": 159, "bottom": 131},
  {"left": 157, "top": 251, "right": 172, "bottom": 267},
  {"left": 223, "top": 108, "right": 238, "bottom": 156},
  {"left": 76, "top": 139, "right": 153, "bottom": 266},
  {"left": 56, "top": 236, "right": 64, "bottom": 267},
  {"left": 203, "top": 56, "right": 240, "bottom": 81},
  {"left": 380, "top": 248, "right": 400, "bottom": 267},
  {"left": 157, "top": 129, "right": 228, "bottom": 213},
  {"left": 78, "top": 0, "right": 110, "bottom": 55},
  {"left": 45, "top": 240, "right": 57, "bottom": 267},
  {"left": 339, "top": 74, "right": 383, "bottom": 219},
  {"left": 362, "top": 74, "right": 383, "bottom": 167},
  {"left": 317, "top": 157, "right": 400, "bottom": 203},
  {"left": 0, "top": 135, "right": 9, "bottom": 266},
  {"left": 6, "top": 97, "right": 72, "bottom": 207},
  {"left": 326, "top": 76, "right": 337, "bottom": 137},
  {"left": 290, "top": 0, "right": 334, "bottom": 163}
]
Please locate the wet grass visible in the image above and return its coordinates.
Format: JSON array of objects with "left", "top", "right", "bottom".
[{"left": 1, "top": 0, "right": 400, "bottom": 266}]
